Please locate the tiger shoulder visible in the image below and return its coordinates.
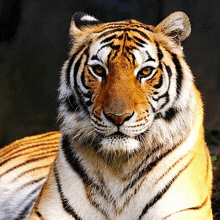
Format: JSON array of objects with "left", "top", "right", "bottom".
[{"left": 0, "top": 11, "right": 213, "bottom": 220}]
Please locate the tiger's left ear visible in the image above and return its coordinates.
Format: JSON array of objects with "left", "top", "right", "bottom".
[
  {"left": 70, "top": 12, "right": 101, "bottom": 36},
  {"left": 155, "top": 11, "right": 191, "bottom": 44}
]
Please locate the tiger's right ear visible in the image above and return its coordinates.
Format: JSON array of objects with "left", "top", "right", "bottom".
[{"left": 70, "top": 12, "right": 101, "bottom": 35}]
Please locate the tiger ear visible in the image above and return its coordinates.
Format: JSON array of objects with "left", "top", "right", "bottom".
[
  {"left": 155, "top": 11, "right": 191, "bottom": 44},
  {"left": 70, "top": 12, "right": 101, "bottom": 35}
]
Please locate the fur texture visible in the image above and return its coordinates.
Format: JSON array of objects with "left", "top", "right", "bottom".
[{"left": 0, "top": 11, "right": 213, "bottom": 220}]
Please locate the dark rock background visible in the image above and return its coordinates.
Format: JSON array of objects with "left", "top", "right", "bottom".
[{"left": 0, "top": 0, "right": 220, "bottom": 218}]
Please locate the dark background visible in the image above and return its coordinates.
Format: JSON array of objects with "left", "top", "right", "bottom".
[{"left": 0, "top": 0, "right": 220, "bottom": 147}]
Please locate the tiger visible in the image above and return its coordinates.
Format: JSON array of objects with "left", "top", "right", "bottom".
[{"left": 0, "top": 11, "right": 213, "bottom": 220}]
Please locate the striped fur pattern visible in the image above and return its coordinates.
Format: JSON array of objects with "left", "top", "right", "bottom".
[
  {"left": 0, "top": 11, "right": 213, "bottom": 219},
  {"left": 0, "top": 132, "right": 60, "bottom": 219}
]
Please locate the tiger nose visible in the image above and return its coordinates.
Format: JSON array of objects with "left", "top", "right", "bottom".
[{"left": 103, "top": 111, "right": 134, "bottom": 126}]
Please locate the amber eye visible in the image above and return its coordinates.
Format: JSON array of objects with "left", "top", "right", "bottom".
[
  {"left": 137, "top": 66, "right": 155, "bottom": 82},
  {"left": 91, "top": 65, "right": 106, "bottom": 78}
]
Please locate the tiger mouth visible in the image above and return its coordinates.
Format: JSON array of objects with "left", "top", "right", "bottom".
[
  {"left": 97, "top": 131, "right": 142, "bottom": 153},
  {"left": 110, "top": 131, "right": 127, "bottom": 138}
]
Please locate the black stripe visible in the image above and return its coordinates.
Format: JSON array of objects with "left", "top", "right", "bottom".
[
  {"left": 149, "top": 102, "right": 156, "bottom": 113},
  {"left": 145, "top": 51, "right": 156, "bottom": 62},
  {"left": 153, "top": 74, "right": 163, "bottom": 89},
  {"left": 164, "top": 107, "right": 178, "bottom": 122},
  {"left": 0, "top": 153, "right": 57, "bottom": 177},
  {"left": 84, "top": 92, "right": 92, "bottom": 98},
  {"left": 121, "top": 143, "right": 180, "bottom": 195},
  {"left": 152, "top": 94, "right": 169, "bottom": 110},
  {"left": 110, "top": 46, "right": 120, "bottom": 62},
  {"left": 83, "top": 91, "right": 93, "bottom": 107},
  {"left": 35, "top": 209, "right": 43, "bottom": 218},
  {"left": 131, "top": 52, "right": 136, "bottom": 66},
  {"left": 73, "top": 47, "right": 91, "bottom": 113},
  {"left": 95, "top": 22, "right": 153, "bottom": 35},
  {"left": 61, "top": 135, "right": 105, "bottom": 192},
  {"left": 60, "top": 136, "right": 110, "bottom": 217},
  {"left": 66, "top": 46, "right": 86, "bottom": 87},
  {"left": 80, "top": 54, "right": 90, "bottom": 91},
  {"left": 94, "top": 24, "right": 126, "bottom": 34},
  {"left": 172, "top": 53, "right": 183, "bottom": 98},
  {"left": 153, "top": 64, "right": 163, "bottom": 89},
  {"left": 133, "top": 36, "right": 148, "bottom": 45},
  {"left": 101, "top": 34, "right": 117, "bottom": 44},
  {"left": 97, "top": 28, "right": 151, "bottom": 42},
  {"left": 85, "top": 100, "right": 93, "bottom": 107},
  {"left": 181, "top": 196, "right": 208, "bottom": 211},
  {"left": 152, "top": 42, "right": 164, "bottom": 89},
  {"left": 138, "top": 157, "right": 193, "bottom": 220},
  {"left": 125, "top": 48, "right": 136, "bottom": 66},
  {"left": 65, "top": 95, "right": 79, "bottom": 112},
  {"left": 155, "top": 41, "right": 163, "bottom": 61},
  {"left": 163, "top": 196, "right": 209, "bottom": 219},
  {"left": 74, "top": 56, "right": 83, "bottom": 90},
  {"left": 122, "top": 145, "right": 161, "bottom": 181},
  {"left": 94, "top": 42, "right": 118, "bottom": 64},
  {"left": 81, "top": 70, "right": 90, "bottom": 90},
  {"left": 1, "top": 133, "right": 58, "bottom": 158},
  {"left": 159, "top": 96, "right": 169, "bottom": 110},
  {"left": 18, "top": 177, "right": 46, "bottom": 192},
  {"left": 152, "top": 64, "right": 173, "bottom": 110},
  {"left": 18, "top": 197, "right": 38, "bottom": 219},
  {"left": 152, "top": 90, "right": 169, "bottom": 106},
  {"left": 61, "top": 135, "right": 92, "bottom": 185},
  {"left": 0, "top": 145, "right": 57, "bottom": 167},
  {"left": 155, "top": 151, "right": 191, "bottom": 185},
  {"left": 11, "top": 164, "right": 51, "bottom": 183},
  {"left": 91, "top": 54, "right": 100, "bottom": 61},
  {"left": 96, "top": 42, "right": 114, "bottom": 56},
  {"left": 17, "top": 185, "right": 43, "bottom": 219},
  {"left": 154, "top": 107, "right": 179, "bottom": 122},
  {"left": 133, "top": 40, "right": 145, "bottom": 48},
  {"left": 128, "top": 28, "right": 151, "bottom": 41},
  {"left": 54, "top": 163, "right": 82, "bottom": 220},
  {"left": 165, "top": 64, "right": 172, "bottom": 78}
]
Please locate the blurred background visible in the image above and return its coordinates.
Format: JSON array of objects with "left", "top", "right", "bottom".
[{"left": 0, "top": 0, "right": 220, "bottom": 217}]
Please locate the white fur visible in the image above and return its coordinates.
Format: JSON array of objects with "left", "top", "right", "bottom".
[{"left": 80, "top": 15, "right": 99, "bottom": 22}]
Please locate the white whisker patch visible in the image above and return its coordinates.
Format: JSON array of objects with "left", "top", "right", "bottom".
[{"left": 100, "top": 136, "right": 140, "bottom": 153}]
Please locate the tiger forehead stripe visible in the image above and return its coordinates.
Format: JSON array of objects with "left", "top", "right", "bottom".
[
  {"left": 133, "top": 36, "right": 148, "bottom": 45},
  {"left": 94, "top": 21, "right": 154, "bottom": 34},
  {"left": 96, "top": 27, "right": 152, "bottom": 42},
  {"left": 100, "top": 34, "right": 117, "bottom": 44}
]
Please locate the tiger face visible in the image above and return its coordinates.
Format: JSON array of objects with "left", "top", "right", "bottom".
[{"left": 59, "top": 12, "right": 192, "bottom": 154}]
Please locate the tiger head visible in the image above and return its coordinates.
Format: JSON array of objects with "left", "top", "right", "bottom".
[{"left": 59, "top": 12, "right": 194, "bottom": 155}]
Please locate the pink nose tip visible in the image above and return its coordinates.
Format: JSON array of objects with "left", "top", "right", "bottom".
[{"left": 104, "top": 111, "right": 134, "bottom": 125}]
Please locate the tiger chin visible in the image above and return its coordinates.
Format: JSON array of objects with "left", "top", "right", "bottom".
[{"left": 0, "top": 11, "right": 213, "bottom": 220}]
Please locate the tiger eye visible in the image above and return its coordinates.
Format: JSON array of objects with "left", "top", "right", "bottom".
[
  {"left": 92, "top": 65, "right": 106, "bottom": 76},
  {"left": 140, "top": 67, "right": 154, "bottom": 77}
]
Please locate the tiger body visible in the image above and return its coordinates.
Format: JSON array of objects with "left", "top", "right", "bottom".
[
  {"left": 0, "top": 132, "right": 60, "bottom": 219},
  {"left": 0, "top": 11, "right": 213, "bottom": 220}
]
